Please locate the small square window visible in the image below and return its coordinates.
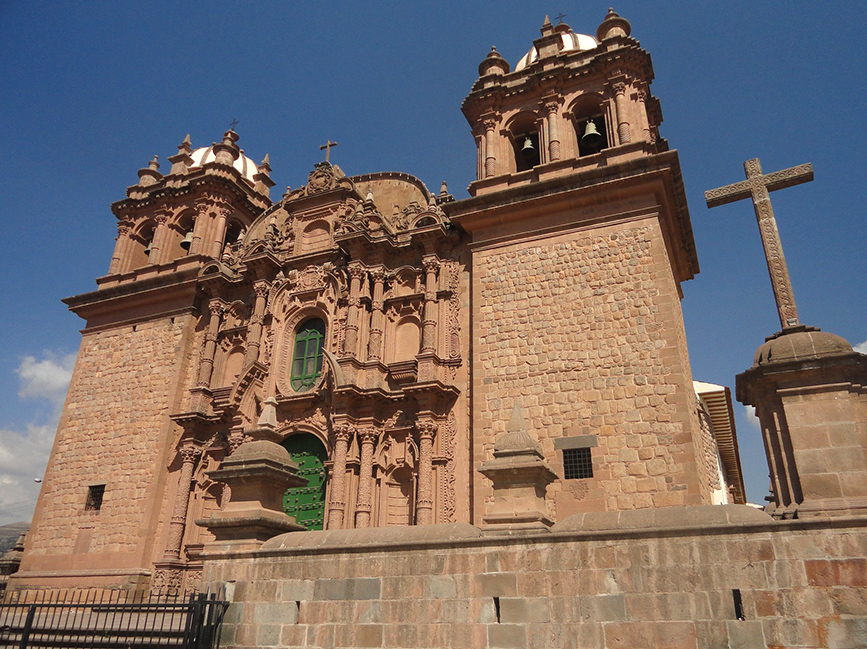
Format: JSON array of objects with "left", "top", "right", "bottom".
[
  {"left": 563, "top": 447, "right": 593, "bottom": 480},
  {"left": 85, "top": 485, "right": 105, "bottom": 511}
]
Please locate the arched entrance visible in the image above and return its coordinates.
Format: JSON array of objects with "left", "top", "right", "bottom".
[{"left": 281, "top": 433, "right": 328, "bottom": 530}]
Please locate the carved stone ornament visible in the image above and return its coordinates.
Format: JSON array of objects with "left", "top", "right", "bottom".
[{"left": 286, "top": 161, "right": 354, "bottom": 198}]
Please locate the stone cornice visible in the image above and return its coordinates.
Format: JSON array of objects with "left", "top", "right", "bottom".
[{"left": 449, "top": 149, "right": 698, "bottom": 283}]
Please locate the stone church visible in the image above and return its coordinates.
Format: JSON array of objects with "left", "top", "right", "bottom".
[{"left": 11, "top": 10, "right": 867, "bottom": 648}]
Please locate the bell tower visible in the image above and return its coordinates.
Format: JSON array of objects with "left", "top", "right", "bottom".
[
  {"left": 463, "top": 10, "right": 664, "bottom": 197},
  {"left": 14, "top": 130, "right": 272, "bottom": 593},
  {"left": 451, "top": 11, "right": 717, "bottom": 523}
]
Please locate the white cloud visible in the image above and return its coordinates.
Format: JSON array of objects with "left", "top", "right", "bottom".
[
  {"left": 16, "top": 353, "right": 75, "bottom": 409},
  {"left": 742, "top": 405, "right": 761, "bottom": 431},
  {"left": 0, "top": 423, "right": 55, "bottom": 525},
  {"left": 0, "top": 352, "right": 74, "bottom": 525},
  {"left": 855, "top": 338, "right": 867, "bottom": 355}
]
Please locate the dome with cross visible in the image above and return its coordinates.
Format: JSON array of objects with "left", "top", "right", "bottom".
[{"left": 189, "top": 142, "right": 260, "bottom": 183}]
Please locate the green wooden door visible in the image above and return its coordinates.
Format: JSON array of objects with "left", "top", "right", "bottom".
[{"left": 281, "top": 433, "right": 328, "bottom": 531}]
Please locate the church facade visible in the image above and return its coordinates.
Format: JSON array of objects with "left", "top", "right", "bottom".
[{"left": 11, "top": 10, "right": 867, "bottom": 649}]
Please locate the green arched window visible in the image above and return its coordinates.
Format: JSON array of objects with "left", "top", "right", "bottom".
[{"left": 291, "top": 318, "right": 325, "bottom": 392}]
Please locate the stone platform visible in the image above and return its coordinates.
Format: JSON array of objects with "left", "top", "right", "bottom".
[{"left": 202, "top": 506, "right": 867, "bottom": 648}]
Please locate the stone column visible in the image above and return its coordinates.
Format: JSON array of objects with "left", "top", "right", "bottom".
[
  {"left": 343, "top": 264, "right": 365, "bottom": 357},
  {"left": 188, "top": 202, "right": 209, "bottom": 255},
  {"left": 613, "top": 82, "right": 631, "bottom": 145},
  {"left": 244, "top": 281, "right": 269, "bottom": 366},
  {"left": 211, "top": 203, "right": 231, "bottom": 258},
  {"left": 148, "top": 212, "right": 171, "bottom": 265},
  {"left": 367, "top": 267, "right": 386, "bottom": 360},
  {"left": 421, "top": 257, "right": 440, "bottom": 353},
  {"left": 415, "top": 420, "right": 437, "bottom": 525},
  {"left": 326, "top": 423, "right": 355, "bottom": 529},
  {"left": 109, "top": 223, "right": 132, "bottom": 274},
  {"left": 637, "top": 88, "right": 652, "bottom": 143},
  {"left": 354, "top": 427, "right": 378, "bottom": 528},
  {"left": 483, "top": 118, "right": 498, "bottom": 178},
  {"left": 197, "top": 300, "right": 225, "bottom": 387},
  {"left": 163, "top": 444, "right": 201, "bottom": 561},
  {"left": 544, "top": 100, "right": 561, "bottom": 161}
]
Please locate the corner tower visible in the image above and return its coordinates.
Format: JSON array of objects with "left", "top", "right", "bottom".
[
  {"left": 450, "top": 12, "right": 714, "bottom": 522},
  {"left": 13, "top": 130, "right": 273, "bottom": 593}
]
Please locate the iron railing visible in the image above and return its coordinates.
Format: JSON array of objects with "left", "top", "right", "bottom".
[{"left": 0, "top": 590, "right": 228, "bottom": 648}]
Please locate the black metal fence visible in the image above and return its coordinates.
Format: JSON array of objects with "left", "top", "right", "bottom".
[{"left": 0, "top": 589, "right": 228, "bottom": 648}]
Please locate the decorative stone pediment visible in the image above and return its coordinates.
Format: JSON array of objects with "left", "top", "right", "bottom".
[{"left": 285, "top": 162, "right": 354, "bottom": 200}]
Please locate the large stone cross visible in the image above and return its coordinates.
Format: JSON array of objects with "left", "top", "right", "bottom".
[
  {"left": 705, "top": 158, "right": 813, "bottom": 330},
  {"left": 320, "top": 139, "right": 338, "bottom": 163}
]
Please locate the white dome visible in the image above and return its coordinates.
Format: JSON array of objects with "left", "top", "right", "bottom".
[
  {"left": 189, "top": 145, "right": 258, "bottom": 183},
  {"left": 514, "top": 32, "right": 598, "bottom": 72}
]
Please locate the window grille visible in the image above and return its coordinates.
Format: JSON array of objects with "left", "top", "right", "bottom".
[
  {"left": 290, "top": 319, "right": 326, "bottom": 392},
  {"left": 85, "top": 484, "right": 105, "bottom": 511},
  {"left": 563, "top": 447, "right": 593, "bottom": 480}
]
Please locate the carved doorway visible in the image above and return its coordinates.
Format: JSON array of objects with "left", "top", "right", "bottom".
[{"left": 281, "top": 433, "right": 328, "bottom": 530}]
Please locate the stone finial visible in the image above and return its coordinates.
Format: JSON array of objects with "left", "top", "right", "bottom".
[
  {"left": 540, "top": 14, "right": 554, "bottom": 36},
  {"left": 597, "top": 8, "right": 631, "bottom": 41},
  {"left": 256, "top": 396, "right": 279, "bottom": 430},
  {"left": 168, "top": 134, "right": 194, "bottom": 176},
  {"left": 478, "top": 404, "right": 557, "bottom": 532},
  {"left": 440, "top": 181, "right": 448, "bottom": 195},
  {"left": 137, "top": 155, "right": 162, "bottom": 187},
  {"left": 253, "top": 153, "right": 276, "bottom": 197},
  {"left": 478, "top": 46, "right": 510, "bottom": 77},
  {"left": 212, "top": 129, "right": 241, "bottom": 166}
]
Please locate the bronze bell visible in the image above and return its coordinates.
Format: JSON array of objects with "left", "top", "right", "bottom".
[
  {"left": 144, "top": 241, "right": 153, "bottom": 256},
  {"left": 581, "top": 120, "right": 603, "bottom": 149},
  {"left": 180, "top": 230, "right": 194, "bottom": 250},
  {"left": 521, "top": 136, "right": 535, "bottom": 156}
]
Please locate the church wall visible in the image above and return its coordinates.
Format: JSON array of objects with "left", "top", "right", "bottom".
[
  {"left": 471, "top": 216, "right": 705, "bottom": 523},
  {"left": 204, "top": 512, "right": 867, "bottom": 649},
  {"left": 18, "top": 314, "right": 197, "bottom": 585}
]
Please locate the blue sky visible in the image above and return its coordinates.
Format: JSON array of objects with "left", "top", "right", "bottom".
[{"left": 1, "top": 2, "right": 864, "bottom": 524}]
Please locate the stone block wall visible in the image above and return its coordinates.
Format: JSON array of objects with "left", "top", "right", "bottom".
[
  {"left": 471, "top": 219, "right": 706, "bottom": 521},
  {"left": 203, "top": 507, "right": 867, "bottom": 648},
  {"left": 18, "top": 315, "right": 195, "bottom": 583}
]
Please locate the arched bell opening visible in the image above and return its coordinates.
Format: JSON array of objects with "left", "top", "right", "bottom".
[
  {"left": 224, "top": 220, "right": 246, "bottom": 252},
  {"left": 507, "top": 112, "right": 543, "bottom": 173},
  {"left": 570, "top": 94, "right": 610, "bottom": 157},
  {"left": 280, "top": 433, "right": 328, "bottom": 531},
  {"left": 168, "top": 209, "right": 197, "bottom": 259},
  {"left": 128, "top": 222, "right": 156, "bottom": 270}
]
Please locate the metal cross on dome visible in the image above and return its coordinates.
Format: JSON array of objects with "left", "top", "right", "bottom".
[
  {"left": 555, "top": 12, "right": 567, "bottom": 24},
  {"left": 229, "top": 118, "right": 239, "bottom": 131},
  {"left": 320, "top": 139, "right": 338, "bottom": 163},
  {"left": 705, "top": 157, "right": 814, "bottom": 330}
]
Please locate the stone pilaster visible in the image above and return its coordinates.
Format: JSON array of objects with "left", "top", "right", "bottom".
[
  {"left": 612, "top": 82, "right": 631, "bottom": 145},
  {"left": 244, "top": 281, "right": 269, "bottom": 366},
  {"left": 354, "top": 427, "right": 378, "bottom": 528},
  {"left": 343, "top": 264, "right": 365, "bottom": 357},
  {"left": 327, "top": 423, "right": 355, "bottom": 529},
  {"left": 543, "top": 98, "right": 562, "bottom": 161},
  {"left": 197, "top": 299, "right": 225, "bottom": 388},
  {"left": 109, "top": 223, "right": 132, "bottom": 275},
  {"left": 367, "top": 267, "right": 386, "bottom": 361},
  {"left": 163, "top": 444, "right": 201, "bottom": 561},
  {"left": 415, "top": 420, "right": 437, "bottom": 525},
  {"left": 211, "top": 202, "right": 231, "bottom": 258},
  {"left": 148, "top": 212, "right": 171, "bottom": 266},
  {"left": 483, "top": 117, "right": 498, "bottom": 178},
  {"left": 421, "top": 257, "right": 440, "bottom": 353}
]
